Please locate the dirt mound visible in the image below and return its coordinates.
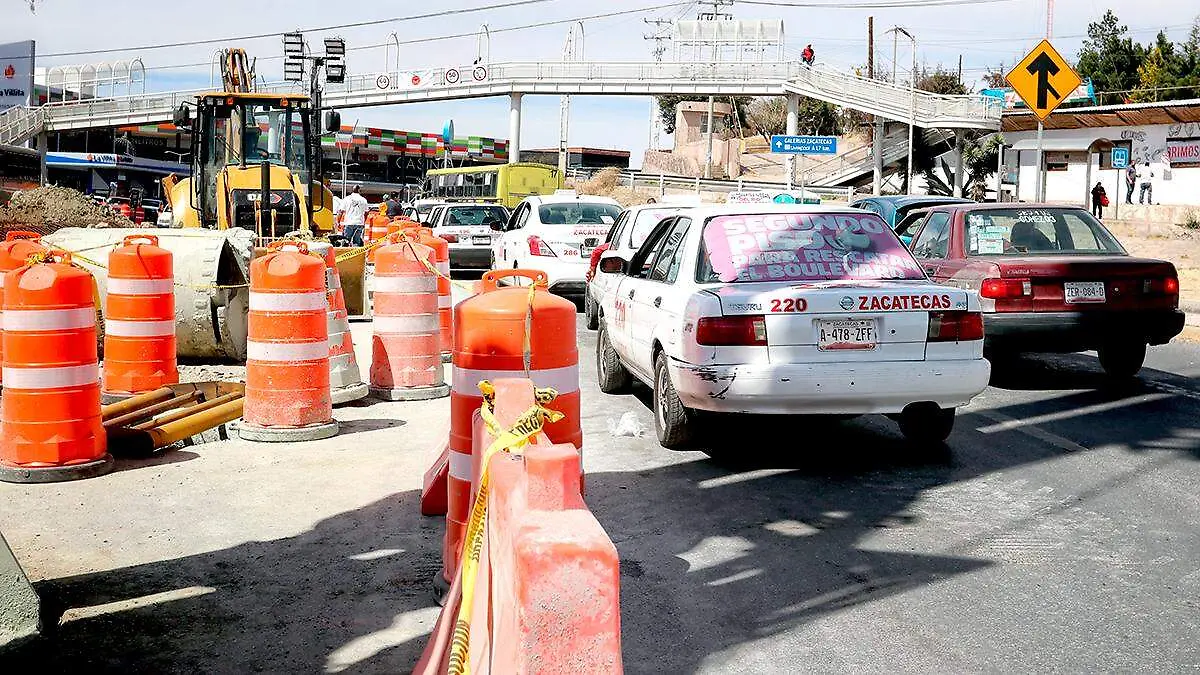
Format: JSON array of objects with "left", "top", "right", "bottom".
[
  {"left": 0, "top": 186, "right": 135, "bottom": 233},
  {"left": 577, "top": 167, "right": 623, "bottom": 196}
]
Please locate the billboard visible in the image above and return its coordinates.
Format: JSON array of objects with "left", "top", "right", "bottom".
[{"left": 0, "top": 40, "right": 35, "bottom": 112}]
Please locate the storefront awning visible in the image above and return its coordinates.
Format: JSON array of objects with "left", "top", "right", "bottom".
[{"left": 1007, "top": 138, "right": 1113, "bottom": 152}]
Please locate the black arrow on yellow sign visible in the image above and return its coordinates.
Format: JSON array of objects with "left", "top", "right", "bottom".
[{"left": 1027, "top": 52, "right": 1061, "bottom": 109}]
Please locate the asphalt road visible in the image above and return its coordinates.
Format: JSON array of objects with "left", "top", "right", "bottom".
[
  {"left": 577, "top": 324, "right": 1200, "bottom": 673},
  {"left": 2, "top": 311, "right": 1197, "bottom": 673}
]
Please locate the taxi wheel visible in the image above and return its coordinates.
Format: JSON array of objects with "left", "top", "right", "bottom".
[
  {"left": 654, "top": 353, "right": 697, "bottom": 449},
  {"left": 584, "top": 292, "right": 599, "bottom": 330},
  {"left": 898, "top": 404, "right": 955, "bottom": 444},
  {"left": 596, "top": 321, "right": 631, "bottom": 394},
  {"left": 1098, "top": 340, "right": 1146, "bottom": 379}
]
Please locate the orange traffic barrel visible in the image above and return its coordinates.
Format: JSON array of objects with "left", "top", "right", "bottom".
[
  {"left": 239, "top": 240, "right": 338, "bottom": 442},
  {"left": 442, "top": 269, "right": 580, "bottom": 580},
  {"left": 1, "top": 250, "right": 111, "bottom": 483},
  {"left": 310, "top": 242, "right": 368, "bottom": 405},
  {"left": 369, "top": 237, "right": 449, "bottom": 401},
  {"left": 0, "top": 232, "right": 47, "bottom": 392},
  {"left": 102, "top": 234, "right": 178, "bottom": 402},
  {"left": 399, "top": 224, "right": 452, "bottom": 359},
  {"left": 366, "top": 213, "right": 392, "bottom": 263}
]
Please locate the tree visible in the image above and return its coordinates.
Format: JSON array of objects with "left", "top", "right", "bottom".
[
  {"left": 1076, "top": 10, "right": 1146, "bottom": 105},
  {"left": 742, "top": 96, "right": 842, "bottom": 141},
  {"left": 919, "top": 134, "right": 1005, "bottom": 198},
  {"left": 1133, "top": 40, "right": 1169, "bottom": 102},
  {"left": 915, "top": 66, "right": 966, "bottom": 95},
  {"left": 981, "top": 65, "right": 1007, "bottom": 89}
]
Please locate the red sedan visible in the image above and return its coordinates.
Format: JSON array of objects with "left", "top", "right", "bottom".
[{"left": 900, "top": 204, "right": 1183, "bottom": 378}]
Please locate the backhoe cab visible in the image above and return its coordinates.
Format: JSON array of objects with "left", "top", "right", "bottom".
[{"left": 164, "top": 92, "right": 337, "bottom": 238}]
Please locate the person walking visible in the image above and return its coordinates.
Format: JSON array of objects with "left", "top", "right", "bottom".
[
  {"left": 1138, "top": 161, "right": 1154, "bottom": 205},
  {"left": 1090, "top": 182, "right": 1107, "bottom": 220},
  {"left": 801, "top": 44, "right": 815, "bottom": 66},
  {"left": 337, "top": 185, "right": 369, "bottom": 246},
  {"left": 1124, "top": 164, "right": 1136, "bottom": 204}
]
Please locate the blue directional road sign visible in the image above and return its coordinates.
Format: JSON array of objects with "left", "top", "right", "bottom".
[
  {"left": 1111, "top": 147, "right": 1129, "bottom": 169},
  {"left": 770, "top": 135, "right": 838, "bottom": 155}
]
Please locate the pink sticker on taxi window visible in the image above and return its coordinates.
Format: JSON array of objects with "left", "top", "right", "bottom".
[{"left": 702, "top": 213, "right": 924, "bottom": 283}]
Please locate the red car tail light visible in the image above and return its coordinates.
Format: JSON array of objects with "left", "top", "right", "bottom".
[
  {"left": 980, "top": 277, "right": 1032, "bottom": 299},
  {"left": 1143, "top": 277, "right": 1179, "bottom": 295},
  {"left": 440, "top": 233, "right": 459, "bottom": 243},
  {"left": 928, "top": 311, "right": 984, "bottom": 342},
  {"left": 527, "top": 235, "right": 556, "bottom": 257},
  {"left": 696, "top": 315, "right": 767, "bottom": 346}
]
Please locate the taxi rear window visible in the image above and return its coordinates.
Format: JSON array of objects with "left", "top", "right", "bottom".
[
  {"left": 698, "top": 212, "right": 925, "bottom": 283},
  {"left": 538, "top": 203, "right": 621, "bottom": 225},
  {"left": 443, "top": 205, "right": 508, "bottom": 226}
]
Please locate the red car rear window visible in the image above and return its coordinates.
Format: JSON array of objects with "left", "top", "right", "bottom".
[{"left": 700, "top": 212, "right": 925, "bottom": 283}]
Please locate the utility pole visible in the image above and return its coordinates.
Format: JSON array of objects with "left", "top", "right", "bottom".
[
  {"left": 869, "top": 16, "right": 884, "bottom": 195},
  {"left": 698, "top": 1, "right": 733, "bottom": 179},
  {"left": 957, "top": 54, "right": 963, "bottom": 86},
  {"left": 643, "top": 17, "right": 673, "bottom": 152}
]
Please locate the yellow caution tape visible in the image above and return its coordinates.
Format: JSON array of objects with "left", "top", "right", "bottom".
[{"left": 447, "top": 381, "right": 564, "bottom": 675}]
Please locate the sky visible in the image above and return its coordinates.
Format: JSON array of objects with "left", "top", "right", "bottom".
[{"left": 4, "top": 0, "right": 1198, "bottom": 166}]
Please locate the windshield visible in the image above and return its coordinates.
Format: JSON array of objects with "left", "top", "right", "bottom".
[
  {"left": 964, "top": 208, "right": 1125, "bottom": 256},
  {"left": 538, "top": 202, "right": 621, "bottom": 225},
  {"left": 699, "top": 212, "right": 926, "bottom": 283},
  {"left": 443, "top": 205, "right": 508, "bottom": 227},
  {"left": 630, "top": 207, "right": 687, "bottom": 248}
]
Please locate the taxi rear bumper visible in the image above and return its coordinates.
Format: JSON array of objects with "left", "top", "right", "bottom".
[{"left": 668, "top": 357, "right": 991, "bottom": 415}]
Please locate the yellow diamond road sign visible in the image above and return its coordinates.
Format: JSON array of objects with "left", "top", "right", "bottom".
[{"left": 1006, "top": 39, "right": 1082, "bottom": 121}]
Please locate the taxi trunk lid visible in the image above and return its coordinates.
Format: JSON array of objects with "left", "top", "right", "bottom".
[
  {"left": 706, "top": 281, "right": 971, "bottom": 363},
  {"left": 991, "top": 256, "right": 1179, "bottom": 312},
  {"left": 540, "top": 225, "right": 608, "bottom": 258}
]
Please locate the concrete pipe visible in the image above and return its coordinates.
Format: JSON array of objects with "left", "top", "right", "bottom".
[{"left": 43, "top": 228, "right": 254, "bottom": 361}]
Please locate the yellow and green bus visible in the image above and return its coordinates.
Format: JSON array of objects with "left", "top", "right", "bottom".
[{"left": 422, "top": 162, "right": 562, "bottom": 209}]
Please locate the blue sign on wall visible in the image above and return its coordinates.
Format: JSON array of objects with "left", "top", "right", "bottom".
[
  {"left": 770, "top": 135, "right": 838, "bottom": 155},
  {"left": 1111, "top": 147, "right": 1129, "bottom": 169}
]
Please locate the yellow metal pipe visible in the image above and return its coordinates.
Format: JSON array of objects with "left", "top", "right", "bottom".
[
  {"left": 103, "top": 391, "right": 201, "bottom": 429},
  {"left": 147, "top": 398, "right": 245, "bottom": 448},
  {"left": 101, "top": 387, "right": 175, "bottom": 421},
  {"left": 131, "top": 391, "right": 243, "bottom": 430}
]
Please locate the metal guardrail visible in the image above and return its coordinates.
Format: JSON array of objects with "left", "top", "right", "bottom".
[
  {"left": 565, "top": 168, "right": 857, "bottom": 200},
  {"left": 0, "top": 105, "right": 45, "bottom": 147}
]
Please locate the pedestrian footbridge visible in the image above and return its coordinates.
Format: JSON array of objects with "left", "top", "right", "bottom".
[{"left": 1, "top": 60, "right": 1002, "bottom": 149}]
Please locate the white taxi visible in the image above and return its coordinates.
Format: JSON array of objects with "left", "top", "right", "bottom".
[
  {"left": 492, "top": 191, "right": 622, "bottom": 297},
  {"left": 595, "top": 204, "right": 991, "bottom": 449},
  {"left": 426, "top": 202, "right": 510, "bottom": 270},
  {"left": 585, "top": 200, "right": 700, "bottom": 329}
]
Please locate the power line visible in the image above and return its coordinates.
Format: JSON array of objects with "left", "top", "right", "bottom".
[
  {"left": 740, "top": 0, "right": 1018, "bottom": 8},
  {"left": 32, "top": 0, "right": 564, "bottom": 59}
]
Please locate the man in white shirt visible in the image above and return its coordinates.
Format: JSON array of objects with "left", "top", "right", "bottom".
[
  {"left": 337, "top": 186, "right": 369, "bottom": 245},
  {"left": 1137, "top": 162, "right": 1154, "bottom": 205}
]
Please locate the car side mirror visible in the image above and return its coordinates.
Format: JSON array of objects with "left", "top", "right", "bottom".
[
  {"left": 490, "top": 222, "right": 504, "bottom": 231},
  {"left": 599, "top": 255, "right": 627, "bottom": 275}
]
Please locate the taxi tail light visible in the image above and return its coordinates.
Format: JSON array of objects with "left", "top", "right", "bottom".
[
  {"left": 527, "top": 235, "right": 556, "bottom": 257},
  {"left": 696, "top": 315, "right": 767, "bottom": 346},
  {"left": 980, "top": 277, "right": 1032, "bottom": 299},
  {"left": 440, "top": 233, "right": 459, "bottom": 243},
  {"left": 928, "top": 311, "right": 984, "bottom": 342}
]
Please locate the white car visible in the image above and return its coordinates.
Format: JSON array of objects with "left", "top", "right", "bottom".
[
  {"left": 585, "top": 201, "right": 699, "bottom": 330},
  {"left": 492, "top": 191, "right": 622, "bottom": 297},
  {"left": 426, "top": 202, "right": 510, "bottom": 270},
  {"left": 595, "top": 203, "right": 991, "bottom": 449}
]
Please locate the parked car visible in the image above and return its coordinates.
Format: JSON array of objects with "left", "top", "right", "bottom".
[
  {"left": 904, "top": 203, "right": 1183, "bottom": 377},
  {"left": 585, "top": 202, "right": 699, "bottom": 329},
  {"left": 426, "top": 202, "right": 510, "bottom": 270},
  {"left": 851, "top": 195, "right": 975, "bottom": 231},
  {"left": 594, "top": 203, "right": 991, "bottom": 448},
  {"left": 492, "top": 190, "right": 622, "bottom": 298}
]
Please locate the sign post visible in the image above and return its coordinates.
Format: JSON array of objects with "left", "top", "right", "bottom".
[
  {"left": 1111, "top": 147, "right": 1129, "bottom": 219},
  {"left": 770, "top": 135, "right": 838, "bottom": 200},
  {"left": 1005, "top": 39, "right": 1081, "bottom": 202}
]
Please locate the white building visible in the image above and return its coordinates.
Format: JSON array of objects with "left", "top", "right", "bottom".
[{"left": 1000, "top": 99, "right": 1200, "bottom": 207}]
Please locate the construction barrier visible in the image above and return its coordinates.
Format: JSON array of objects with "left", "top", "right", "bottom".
[
  {"left": 0, "top": 232, "right": 47, "bottom": 391},
  {"left": 366, "top": 213, "right": 392, "bottom": 263},
  {"left": 310, "top": 242, "right": 369, "bottom": 405},
  {"left": 415, "top": 378, "right": 622, "bottom": 674},
  {"left": 369, "top": 237, "right": 449, "bottom": 401},
  {"left": 101, "top": 235, "right": 178, "bottom": 402},
  {"left": 239, "top": 240, "right": 338, "bottom": 442},
  {"left": 1, "top": 250, "right": 112, "bottom": 483},
  {"left": 442, "top": 270, "right": 581, "bottom": 581},
  {"left": 399, "top": 225, "right": 453, "bottom": 360}
]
